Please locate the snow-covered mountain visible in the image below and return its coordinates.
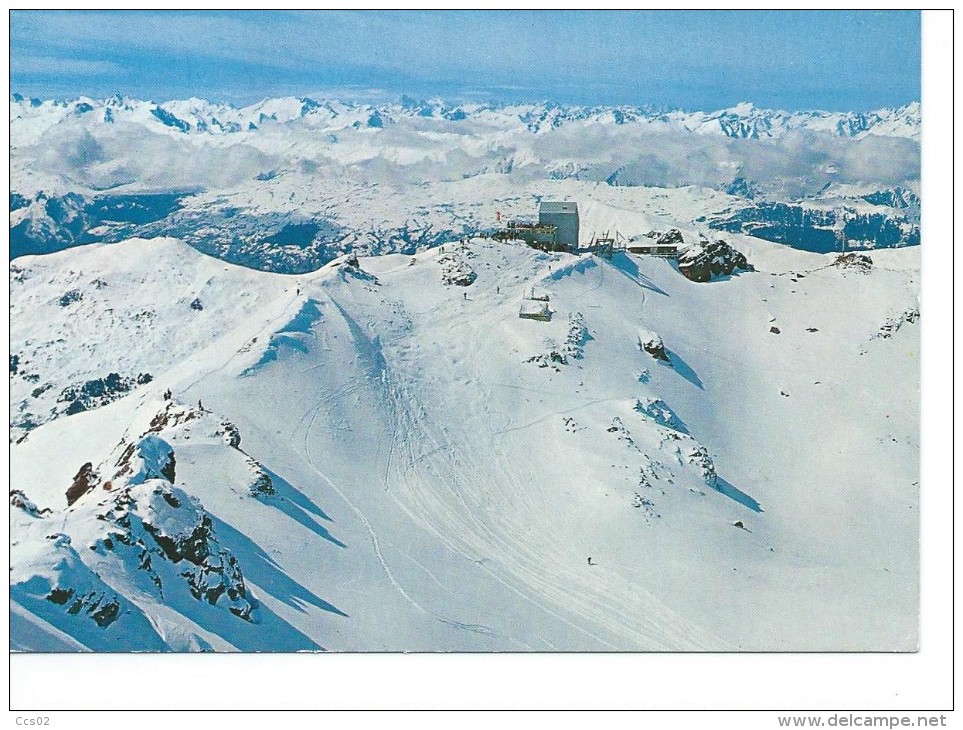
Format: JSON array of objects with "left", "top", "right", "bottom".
[
  {"left": 10, "top": 94, "right": 920, "bottom": 142},
  {"left": 9, "top": 91, "right": 920, "bottom": 652},
  {"left": 10, "top": 230, "right": 919, "bottom": 651}
]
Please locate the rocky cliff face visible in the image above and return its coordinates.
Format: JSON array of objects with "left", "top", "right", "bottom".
[
  {"left": 677, "top": 239, "right": 753, "bottom": 283},
  {"left": 708, "top": 202, "right": 919, "bottom": 253},
  {"left": 10, "top": 399, "right": 271, "bottom": 649}
]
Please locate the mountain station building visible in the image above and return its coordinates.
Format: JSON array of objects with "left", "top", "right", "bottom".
[{"left": 538, "top": 201, "right": 580, "bottom": 250}]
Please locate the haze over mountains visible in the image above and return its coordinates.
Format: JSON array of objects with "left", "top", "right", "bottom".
[{"left": 11, "top": 95, "right": 919, "bottom": 269}]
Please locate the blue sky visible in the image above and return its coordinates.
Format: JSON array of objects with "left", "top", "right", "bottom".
[{"left": 10, "top": 10, "right": 920, "bottom": 111}]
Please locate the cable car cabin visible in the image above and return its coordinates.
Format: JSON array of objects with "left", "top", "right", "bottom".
[{"left": 626, "top": 242, "right": 679, "bottom": 258}]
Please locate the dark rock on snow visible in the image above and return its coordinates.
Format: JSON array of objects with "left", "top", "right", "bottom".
[
  {"left": 639, "top": 332, "right": 670, "bottom": 362},
  {"left": 644, "top": 228, "right": 685, "bottom": 247},
  {"left": 678, "top": 239, "right": 752, "bottom": 283},
  {"left": 66, "top": 462, "right": 99, "bottom": 506},
  {"left": 833, "top": 253, "right": 873, "bottom": 272}
]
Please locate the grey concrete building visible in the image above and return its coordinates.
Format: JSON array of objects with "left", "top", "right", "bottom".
[{"left": 539, "top": 201, "right": 579, "bottom": 250}]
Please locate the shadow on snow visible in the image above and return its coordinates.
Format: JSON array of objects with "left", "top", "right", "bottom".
[
  {"left": 209, "top": 513, "right": 349, "bottom": 620},
  {"left": 608, "top": 252, "right": 670, "bottom": 296},
  {"left": 256, "top": 467, "right": 347, "bottom": 548},
  {"left": 662, "top": 349, "right": 704, "bottom": 390},
  {"left": 714, "top": 477, "right": 764, "bottom": 513}
]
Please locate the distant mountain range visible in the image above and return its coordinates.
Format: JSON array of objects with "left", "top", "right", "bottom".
[
  {"left": 11, "top": 93, "right": 920, "bottom": 141},
  {"left": 10, "top": 94, "right": 920, "bottom": 271}
]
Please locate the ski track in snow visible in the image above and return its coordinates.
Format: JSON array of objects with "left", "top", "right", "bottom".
[
  {"left": 301, "top": 438, "right": 429, "bottom": 620},
  {"left": 382, "top": 372, "right": 617, "bottom": 650},
  {"left": 354, "top": 272, "right": 732, "bottom": 651},
  {"left": 296, "top": 351, "right": 536, "bottom": 649},
  {"left": 387, "top": 372, "right": 726, "bottom": 651},
  {"left": 490, "top": 395, "right": 621, "bottom": 437}
]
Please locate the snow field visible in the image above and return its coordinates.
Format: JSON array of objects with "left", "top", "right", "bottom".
[{"left": 10, "top": 232, "right": 919, "bottom": 650}]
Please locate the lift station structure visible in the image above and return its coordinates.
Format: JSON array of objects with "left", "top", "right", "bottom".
[
  {"left": 493, "top": 200, "right": 580, "bottom": 253},
  {"left": 538, "top": 201, "right": 580, "bottom": 249}
]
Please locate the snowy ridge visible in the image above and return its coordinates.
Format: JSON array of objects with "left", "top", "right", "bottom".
[
  {"left": 11, "top": 394, "right": 338, "bottom": 651},
  {"left": 10, "top": 233, "right": 919, "bottom": 651},
  {"left": 11, "top": 94, "right": 920, "bottom": 142},
  {"left": 10, "top": 237, "right": 296, "bottom": 439}
]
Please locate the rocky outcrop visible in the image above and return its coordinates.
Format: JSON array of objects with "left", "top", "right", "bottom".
[
  {"left": 677, "top": 239, "right": 752, "bottom": 283},
  {"left": 638, "top": 330, "right": 669, "bottom": 362},
  {"left": 9, "top": 528, "right": 161, "bottom": 647},
  {"left": 644, "top": 228, "right": 685, "bottom": 247},
  {"left": 10, "top": 489, "right": 51, "bottom": 517},
  {"left": 438, "top": 250, "right": 477, "bottom": 286},
  {"left": 45, "top": 585, "right": 121, "bottom": 628},
  {"left": 129, "top": 482, "right": 253, "bottom": 619},
  {"left": 114, "top": 434, "right": 177, "bottom": 485},
  {"left": 66, "top": 462, "right": 99, "bottom": 506},
  {"left": 221, "top": 420, "right": 242, "bottom": 449},
  {"left": 875, "top": 307, "right": 919, "bottom": 339},
  {"left": 683, "top": 444, "right": 718, "bottom": 488},
  {"left": 248, "top": 460, "right": 275, "bottom": 497},
  {"left": 11, "top": 400, "right": 277, "bottom": 650},
  {"left": 87, "top": 411, "right": 259, "bottom": 621},
  {"left": 59, "top": 289, "right": 82, "bottom": 307},
  {"left": 634, "top": 398, "right": 685, "bottom": 432},
  {"left": 526, "top": 312, "right": 590, "bottom": 370},
  {"left": 56, "top": 372, "right": 153, "bottom": 416},
  {"left": 95, "top": 478, "right": 255, "bottom": 622},
  {"left": 833, "top": 252, "right": 873, "bottom": 272},
  {"left": 147, "top": 401, "right": 202, "bottom": 433}
]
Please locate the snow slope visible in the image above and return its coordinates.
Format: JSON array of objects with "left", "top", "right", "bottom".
[{"left": 9, "top": 232, "right": 919, "bottom": 651}]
